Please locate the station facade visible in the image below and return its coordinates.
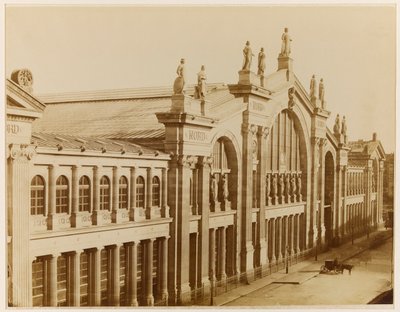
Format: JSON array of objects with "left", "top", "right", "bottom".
[{"left": 6, "top": 38, "right": 386, "bottom": 307}]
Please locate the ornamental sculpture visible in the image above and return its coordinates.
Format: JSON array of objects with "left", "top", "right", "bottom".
[
  {"left": 319, "top": 78, "right": 325, "bottom": 105},
  {"left": 265, "top": 174, "right": 271, "bottom": 204},
  {"left": 297, "top": 174, "right": 302, "bottom": 201},
  {"left": 222, "top": 173, "right": 229, "bottom": 200},
  {"left": 280, "top": 27, "right": 292, "bottom": 57},
  {"left": 271, "top": 174, "right": 278, "bottom": 203},
  {"left": 11, "top": 69, "right": 34, "bottom": 93},
  {"left": 333, "top": 114, "right": 341, "bottom": 136},
  {"left": 290, "top": 174, "right": 297, "bottom": 201},
  {"left": 278, "top": 173, "right": 285, "bottom": 203},
  {"left": 341, "top": 116, "right": 347, "bottom": 136},
  {"left": 173, "top": 58, "right": 186, "bottom": 94},
  {"left": 257, "top": 47, "right": 266, "bottom": 76},
  {"left": 310, "top": 74, "right": 316, "bottom": 98},
  {"left": 285, "top": 173, "right": 291, "bottom": 202},
  {"left": 242, "top": 41, "right": 254, "bottom": 71},
  {"left": 288, "top": 87, "right": 295, "bottom": 110},
  {"left": 195, "top": 65, "right": 207, "bottom": 99},
  {"left": 210, "top": 174, "right": 219, "bottom": 205}
]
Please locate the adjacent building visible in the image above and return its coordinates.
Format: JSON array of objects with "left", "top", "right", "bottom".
[{"left": 6, "top": 33, "right": 387, "bottom": 307}]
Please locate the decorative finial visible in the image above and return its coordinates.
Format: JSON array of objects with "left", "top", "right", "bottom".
[{"left": 173, "top": 58, "right": 185, "bottom": 94}]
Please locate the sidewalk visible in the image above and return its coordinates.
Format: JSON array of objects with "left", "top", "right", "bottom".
[{"left": 214, "top": 227, "right": 393, "bottom": 306}]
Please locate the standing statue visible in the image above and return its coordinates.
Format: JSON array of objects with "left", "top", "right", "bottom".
[
  {"left": 173, "top": 58, "right": 186, "bottom": 94},
  {"left": 341, "top": 116, "right": 347, "bottom": 136},
  {"left": 280, "top": 27, "right": 292, "bottom": 57},
  {"left": 271, "top": 174, "right": 278, "bottom": 199},
  {"left": 290, "top": 174, "right": 297, "bottom": 201},
  {"left": 242, "top": 41, "right": 254, "bottom": 71},
  {"left": 310, "top": 74, "right": 316, "bottom": 98},
  {"left": 278, "top": 174, "right": 285, "bottom": 202},
  {"left": 196, "top": 65, "right": 207, "bottom": 99},
  {"left": 285, "top": 173, "right": 291, "bottom": 200},
  {"left": 210, "top": 174, "right": 218, "bottom": 204},
  {"left": 297, "top": 174, "right": 302, "bottom": 200},
  {"left": 266, "top": 174, "right": 271, "bottom": 201},
  {"left": 333, "top": 114, "right": 341, "bottom": 136},
  {"left": 222, "top": 174, "right": 229, "bottom": 200},
  {"left": 319, "top": 78, "right": 325, "bottom": 103},
  {"left": 257, "top": 47, "right": 266, "bottom": 76}
]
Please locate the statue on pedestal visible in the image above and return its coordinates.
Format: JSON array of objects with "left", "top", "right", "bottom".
[
  {"left": 333, "top": 114, "right": 341, "bottom": 136},
  {"left": 258, "top": 47, "right": 266, "bottom": 76},
  {"left": 280, "top": 27, "right": 292, "bottom": 57},
  {"left": 195, "top": 65, "right": 207, "bottom": 99},
  {"left": 310, "top": 74, "right": 316, "bottom": 98},
  {"left": 319, "top": 78, "right": 325, "bottom": 104},
  {"left": 242, "top": 41, "right": 254, "bottom": 71},
  {"left": 210, "top": 174, "right": 218, "bottom": 205},
  {"left": 341, "top": 116, "right": 348, "bottom": 143},
  {"left": 290, "top": 174, "right": 297, "bottom": 202},
  {"left": 222, "top": 174, "right": 229, "bottom": 200},
  {"left": 297, "top": 174, "right": 302, "bottom": 201},
  {"left": 173, "top": 58, "right": 186, "bottom": 94},
  {"left": 266, "top": 174, "right": 271, "bottom": 204}
]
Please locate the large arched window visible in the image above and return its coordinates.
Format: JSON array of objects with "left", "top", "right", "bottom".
[
  {"left": 79, "top": 176, "right": 91, "bottom": 212},
  {"left": 100, "top": 176, "right": 110, "bottom": 211},
  {"left": 31, "top": 175, "right": 45, "bottom": 215},
  {"left": 56, "top": 175, "right": 69, "bottom": 214},
  {"left": 136, "top": 176, "right": 145, "bottom": 208},
  {"left": 152, "top": 176, "right": 160, "bottom": 207},
  {"left": 119, "top": 176, "right": 128, "bottom": 209}
]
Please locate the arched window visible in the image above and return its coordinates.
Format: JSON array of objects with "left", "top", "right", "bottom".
[
  {"left": 79, "top": 176, "right": 91, "bottom": 212},
  {"left": 152, "top": 176, "right": 160, "bottom": 207},
  {"left": 119, "top": 176, "right": 128, "bottom": 209},
  {"left": 136, "top": 176, "right": 145, "bottom": 208},
  {"left": 56, "top": 175, "right": 69, "bottom": 214},
  {"left": 31, "top": 175, "right": 45, "bottom": 215},
  {"left": 100, "top": 176, "right": 110, "bottom": 211}
]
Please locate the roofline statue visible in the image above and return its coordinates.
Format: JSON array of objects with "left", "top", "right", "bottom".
[{"left": 173, "top": 58, "right": 186, "bottom": 95}]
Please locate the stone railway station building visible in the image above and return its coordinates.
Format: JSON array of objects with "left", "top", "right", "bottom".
[{"left": 6, "top": 32, "right": 386, "bottom": 307}]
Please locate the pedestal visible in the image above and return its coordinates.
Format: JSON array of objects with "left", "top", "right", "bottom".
[
  {"left": 277, "top": 56, "right": 293, "bottom": 71},
  {"left": 112, "top": 209, "right": 129, "bottom": 224},
  {"left": 91, "top": 210, "right": 112, "bottom": 226},
  {"left": 130, "top": 207, "right": 146, "bottom": 222},
  {"left": 71, "top": 211, "right": 93, "bottom": 227}
]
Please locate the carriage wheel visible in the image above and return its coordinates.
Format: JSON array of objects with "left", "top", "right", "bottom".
[{"left": 320, "top": 265, "right": 327, "bottom": 273}]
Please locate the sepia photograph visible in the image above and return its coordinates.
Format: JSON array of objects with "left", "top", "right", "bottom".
[{"left": 3, "top": 2, "right": 396, "bottom": 309}]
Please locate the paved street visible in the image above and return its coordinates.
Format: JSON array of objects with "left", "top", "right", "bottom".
[{"left": 217, "top": 230, "right": 393, "bottom": 307}]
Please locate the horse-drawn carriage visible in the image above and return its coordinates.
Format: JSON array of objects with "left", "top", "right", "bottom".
[{"left": 320, "top": 259, "right": 354, "bottom": 275}]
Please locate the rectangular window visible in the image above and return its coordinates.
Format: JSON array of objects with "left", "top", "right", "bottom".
[
  {"left": 80, "top": 253, "right": 88, "bottom": 306},
  {"left": 79, "top": 187, "right": 90, "bottom": 212},
  {"left": 136, "top": 185, "right": 144, "bottom": 208},
  {"left": 56, "top": 187, "right": 68, "bottom": 214},
  {"left": 32, "top": 259, "right": 45, "bottom": 307},
  {"left": 57, "top": 256, "right": 67, "bottom": 306}
]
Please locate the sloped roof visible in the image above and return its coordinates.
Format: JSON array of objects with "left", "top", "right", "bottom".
[
  {"left": 33, "top": 83, "right": 235, "bottom": 140},
  {"left": 31, "top": 132, "right": 167, "bottom": 157},
  {"left": 348, "top": 139, "right": 386, "bottom": 160}
]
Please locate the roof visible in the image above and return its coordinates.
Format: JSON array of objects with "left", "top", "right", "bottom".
[
  {"left": 31, "top": 132, "right": 167, "bottom": 157},
  {"left": 348, "top": 139, "right": 386, "bottom": 160},
  {"left": 33, "top": 83, "right": 236, "bottom": 141}
]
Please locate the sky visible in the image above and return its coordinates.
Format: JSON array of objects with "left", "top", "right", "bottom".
[{"left": 4, "top": 5, "right": 396, "bottom": 152}]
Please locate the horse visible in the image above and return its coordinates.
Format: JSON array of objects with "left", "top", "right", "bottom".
[{"left": 337, "top": 263, "right": 354, "bottom": 275}]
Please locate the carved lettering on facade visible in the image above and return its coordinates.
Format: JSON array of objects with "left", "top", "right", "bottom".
[
  {"left": 251, "top": 101, "right": 264, "bottom": 111},
  {"left": 184, "top": 129, "right": 208, "bottom": 142},
  {"left": 7, "top": 123, "right": 21, "bottom": 135}
]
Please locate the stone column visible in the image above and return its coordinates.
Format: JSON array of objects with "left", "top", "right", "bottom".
[
  {"left": 258, "top": 126, "right": 269, "bottom": 270},
  {"left": 146, "top": 239, "right": 154, "bottom": 306},
  {"left": 341, "top": 166, "right": 348, "bottom": 237},
  {"left": 127, "top": 242, "right": 138, "bottom": 306},
  {"left": 290, "top": 215, "right": 295, "bottom": 256},
  {"left": 93, "top": 248, "right": 101, "bottom": 306},
  {"left": 365, "top": 162, "right": 372, "bottom": 229},
  {"left": 129, "top": 167, "right": 142, "bottom": 221},
  {"left": 161, "top": 237, "right": 169, "bottom": 303},
  {"left": 146, "top": 168, "right": 153, "bottom": 219},
  {"left": 111, "top": 244, "right": 121, "bottom": 306},
  {"left": 209, "top": 228, "right": 216, "bottom": 286},
  {"left": 71, "top": 165, "right": 80, "bottom": 227},
  {"left": 47, "top": 164, "right": 57, "bottom": 230},
  {"left": 198, "top": 157, "right": 212, "bottom": 295},
  {"left": 270, "top": 219, "right": 276, "bottom": 264},
  {"left": 378, "top": 161, "right": 384, "bottom": 223},
  {"left": 264, "top": 219, "right": 269, "bottom": 267},
  {"left": 277, "top": 217, "right": 283, "bottom": 262},
  {"left": 241, "top": 123, "right": 257, "bottom": 282},
  {"left": 161, "top": 168, "right": 169, "bottom": 218},
  {"left": 335, "top": 165, "right": 343, "bottom": 239},
  {"left": 92, "top": 166, "right": 101, "bottom": 225},
  {"left": 309, "top": 137, "right": 320, "bottom": 248},
  {"left": 72, "top": 250, "right": 81, "bottom": 307},
  {"left": 220, "top": 227, "right": 227, "bottom": 282},
  {"left": 319, "top": 139, "right": 326, "bottom": 246},
  {"left": 8, "top": 144, "right": 35, "bottom": 306},
  {"left": 111, "top": 166, "right": 120, "bottom": 223},
  {"left": 296, "top": 214, "right": 301, "bottom": 253},
  {"left": 192, "top": 168, "right": 198, "bottom": 214},
  {"left": 49, "top": 254, "right": 59, "bottom": 307}
]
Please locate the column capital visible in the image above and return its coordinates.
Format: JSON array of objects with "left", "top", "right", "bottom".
[
  {"left": 258, "top": 126, "right": 270, "bottom": 139},
  {"left": 171, "top": 154, "right": 198, "bottom": 168},
  {"left": 8, "top": 143, "right": 36, "bottom": 160},
  {"left": 311, "top": 137, "right": 321, "bottom": 146},
  {"left": 241, "top": 123, "right": 258, "bottom": 136},
  {"left": 198, "top": 155, "right": 213, "bottom": 168}
]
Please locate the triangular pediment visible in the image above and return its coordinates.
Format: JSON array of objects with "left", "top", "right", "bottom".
[{"left": 6, "top": 79, "right": 45, "bottom": 120}]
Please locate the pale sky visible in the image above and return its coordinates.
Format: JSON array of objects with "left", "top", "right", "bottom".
[{"left": 5, "top": 5, "right": 396, "bottom": 152}]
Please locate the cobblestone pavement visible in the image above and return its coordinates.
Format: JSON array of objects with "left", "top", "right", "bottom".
[{"left": 215, "top": 228, "right": 393, "bottom": 307}]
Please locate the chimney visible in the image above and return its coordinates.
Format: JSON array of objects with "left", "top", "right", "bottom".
[{"left": 372, "top": 132, "right": 377, "bottom": 141}]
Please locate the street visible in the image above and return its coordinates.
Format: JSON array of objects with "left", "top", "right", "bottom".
[{"left": 223, "top": 237, "right": 393, "bottom": 306}]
